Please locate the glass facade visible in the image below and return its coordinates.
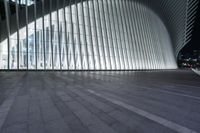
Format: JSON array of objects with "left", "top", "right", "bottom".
[{"left": 0, "top": 0, "right": 179, "bottom": 70}]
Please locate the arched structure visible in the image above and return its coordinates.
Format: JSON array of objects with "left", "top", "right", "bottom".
[{"left": 0, "top": 0, "right": 199, "bottom": 70}]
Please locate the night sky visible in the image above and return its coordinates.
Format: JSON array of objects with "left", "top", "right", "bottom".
[{"left": 181, "top": 2, "right": 200, "bottom": 53}]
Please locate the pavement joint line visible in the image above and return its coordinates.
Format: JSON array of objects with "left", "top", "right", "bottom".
[
  {"left": 140, "top": 86, "right": 200, "bottom": 101},
  {"left": 0, "top": 75, "right": 22, "bottom": 131},
  {"left": 167, "top": 84, "right": 200, "bottom": 89},
  {"left": 126, "top": 84, "right": 200, "bottom": 101},
  {"left": 87, "top": 89, "right": 198, "bottom": 133},
  {"left": 154, "top": 89, "right": 200, "bottom": 101},
  {"left": 0, "top": 88, "right": 19, "bottom": 130}
]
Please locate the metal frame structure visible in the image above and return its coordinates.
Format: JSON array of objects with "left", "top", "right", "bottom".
[{"left": 0, "top": 0, "right": 199, "bottom": 70}]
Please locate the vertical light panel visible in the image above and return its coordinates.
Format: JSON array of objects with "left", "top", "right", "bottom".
[
  {"left": 44, "top": 0, "right": 52, "bottom": 69},
  {"left": 69, "top": 0, "right": 76, "bottom": 69},
  {"left": 112, "top": 0, "right": 125, "bottom": 69},
  {"left": 61, "top": 0, "right": 68, "bottom": 69},
  {"left": 85, "top": 0, "right": 95, "bottom": 70},
  {"left": 28, "top": 1, "right": 36, "bottom": 70},
  {"left": 79, "top": 0, "right": 89, "bottom": 70},
  {"left": 34, "top": 0, "right": 38, "bottom": 69},
  {"left": 4, "top": 0, "right": 10, "bottom": 69}
]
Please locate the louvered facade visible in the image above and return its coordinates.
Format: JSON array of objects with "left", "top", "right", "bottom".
[{"left": 0, "top": 0, "right": 198, "bottom": 70}]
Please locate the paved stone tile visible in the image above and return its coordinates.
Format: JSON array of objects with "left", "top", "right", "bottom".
[
  {"left": 66, "top": 100, "right": 117, "bottom": 133},
  {"left": 53, "top": 96, "right": 90, "bottom": 133},
  {"left": 28, "top": 100, "right": 42, "bottom": 124},
  {"left": 68, "top": 88, "right": 115, "bottom": 113},
  {"left": 3, "top": 96, "right": 29, "bottom": 127},
  {"left": 28, "top": 122, "right": 45, "bottom": 133},
  {"left": 56, "top": 91, "right": 73, "bottom": 102},
  {"left": 108, "top": 109, "right": 177, "bottom": 133},
  {"left": 1, "top": 123, "right": 27, "bottom": 133},
  {"left": 44, "top": 119, "right": 72, "bottom": 133},
  {"left": 55, "top": 84, "right": 139, "bottom": 133}
]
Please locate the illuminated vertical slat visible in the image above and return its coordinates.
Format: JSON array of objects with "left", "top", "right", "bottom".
[
  {"left": 142, "top": 3, "right": 152, "bottom": 69},
  {"left": 27, "top": 1, "right": 35, "bottom": 69},
  {"left": 42, "top": 0, "right": 46, "bottom": 70},
  {"left": 3, "top": 0, "right": 10, "bottom": 69},
  {"left": 109, "top": 0, "right": 122, "bottom": 70},
  {"left": 146, "top": 8, "right": 156, "bottom": 69},
  {"left": 42, "top": 0, "right": 49, "bottom": 69},
  {"left": 134, "top": 3, "right": 144, "bottom": 69},
  {"left": 50, "top": 0, "right": 54, "bottom": 69},
  {"left": 34, "top": 0, "right": 38, "bottom": 69},
  {"left": 150, "top": 17, "right": 158, "bottom": 69},
  {"left": 136, "top": 3, "right": 144, "bottom": 69},
  {"left": 110, "top": 0, "right": 119, "bottom": 69},
  {"left": 159, "top": 18, "right": 168, "bottom": 69},
  {"left": 52, "top": 1, "right": 57, "bottom": 69},
  {"left": 96, "top": 0, "right": 106, "bottom": 69},
  {"left": 9, "top": 3, "right": 18, "bottom": 69},
  {"left": 15, "top": 0, "right": 19, "bottom": 69},
  {"left": 57, "top": 0, "right": 61, "bottom": 69},
  {"left": 44, "top": 0, "right": 51, "bottom": 69},
  {"left": 63, "top": 0, "right": 69, "bottom": 70},
  {"left": 69, "top": 0, "right": 76, "bottom": 69},
  {"left": 160, "top": 20, "right": 170, "bottom": 69},
  {"left": 80, "top": 0, "right": 89, "bottom": 70},
  {"left": 152, "top": 14, "right": 161, "bottom": 69},
  {"left": 120, "top": 0, "right": 133, "bottom": 69},
  {"left": 75, "top": 0, "right": 83, "bottom": 69},
  {"left": 116, "top": 0, "right": 129, "bottom": 69},
  {"left": 147, "top": 5, "right": 156, "bottom": 69},
  {"left": 144, "top": 6, "right": 154, "bottom": 69},
  {"left": 65, "top": 2, "right": 72, "bottom": 69},
  {"left": 146, "top": 14, "right": 154, "bottom": 69},
  {"left": 139, "top": 5, "right": 150, "bottom": 69},
  {"left": 143, "top": 0, "right": 151, "bottom": 69},
  {"left": 137, "top": 4, "right": 147, "bottom": 69},
  {"left": 143, "top": 3, "right": 154, "bottom": 69},
  {"left": 36, "top": 1, "right": 43, "bottom": 69},
  {"left": 125, "top": 0, "right": 134, "bottom": 69},
  {"left": 104, "top": 0, "right": 117, "bottom": 70},
  {"left": 91, "top": 0, "right": 101, "bottom": 70},
  {"left": 96, "top": 0, "right": 107, "bottom": 69},
  {"left": 148, "top": 12, "right": 158, "bottom": 69},
  {"left": 154, "top": 16, "right": 164, "bottom": 69},
  {"left": 136, "top": 2, "right": 145, "bottom": 69},
  {"left": 126, "top": 0, "right": 135, "bottom": 69},
  {"left": 59, "top": 0, "right": 66, "bottom": 69},
  {"left": 128, "top": 1, "right": 139, "bottom": 69},
  {"left": 86, "top": 0, "right": 96, "bottom": 70},
  {"left": 25, "top": 0, "right": 28, "bottom": 69},
  {"left": 76, "top": 1, "right": 82, "bottom": 69},
  {"left": 123, "top": 0, "right": 135, "bottom": 69},
  {"left": 113, "top": 0, "right": 125, "bottom": 69},
  {"left": 101, "top": 0, "right": 112, "bottom": 69}
]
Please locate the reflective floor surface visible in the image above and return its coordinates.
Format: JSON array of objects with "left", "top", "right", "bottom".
[{"left": 0, "top": 70, "right": 200, "bottom": 133}]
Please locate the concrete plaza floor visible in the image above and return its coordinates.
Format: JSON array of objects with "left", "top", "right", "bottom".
[{"left": 0, "top": 70, "right": 200, "bottom": 133}]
